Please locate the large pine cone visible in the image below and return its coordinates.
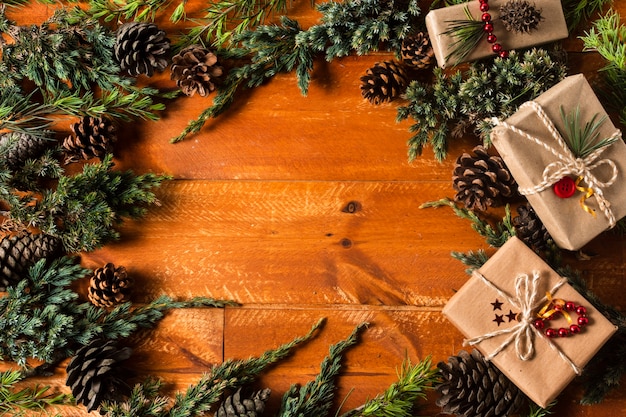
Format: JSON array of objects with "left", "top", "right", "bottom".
[
  {"left": 360, "top": 60, "right": 408, "bottom": 105},
  {"left": 63, "top": 116, "right": 117, "bottom": 163},
  {"left": 513, "top": 203, "right": 552, "bottom": 252},
  {"left": 401, "top": 32, "right": 435, "bottom": 69},
  {"left": 171, "top": 45, "right": 224, "bottom": 97},
  {"left": 88, "top": 263, "right": 133, "bottom": 308},
  {"left": 437, "top": 349, "right": 527, "bottom": 417},
  {"left": 452, "top": 146, "right": 517, "bottom": 212},
  {"left": 0, "top": 131, "right": 53, "bottom": 170},
  {"left": 114, "top": 22, "right": 170, "bottom": 77},
  {"left": 66, "top": 339, "right": 132, "bottom": 413},
  {"left": 216, "top": 387, "right": 271, "bottom": 417},
  {"left": 0, "top": 233, "right": 63, "bottom": 291}
]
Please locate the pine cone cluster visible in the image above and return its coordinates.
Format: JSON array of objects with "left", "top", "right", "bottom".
[
  {"left": 88, "top": 263, "right": 133, "bottom": 308},
  {"left": 437, "top": 349, "right": 527, "bottom": 417},
  {"left": 0, "top": 131, "right": 52, "bottom": 170},
  {"left": 171, "top": 45, "right": 224, "bottom": 97},
  {"left": 401, "top": 32, "right": 435, "bottom": 69},
  {"left": 63, "top": 116, "right": 117, "bottom": 163},
  {"left": 499, "top": 0, "right": 543, "bottom": 33},
  {"left": 66, "top": 339, "right": 132, "bottom": 413},
  {"left": 513, "top": 203, "right": 552, "bottom": 252},
  {"left": 360, "top": 60, "right": 408, "bottom": 105},
  {"left": 0, "top": 233, "right": 62, "bottom": 291},
  {"left": 216, "top": 387, "right": 271, "bottom": 417},
  {"left": 452, "top": 145, "right": 517, "bottom": 212},
  {"left": 114, "top": 22, "right": 170, "bottom": 76}
]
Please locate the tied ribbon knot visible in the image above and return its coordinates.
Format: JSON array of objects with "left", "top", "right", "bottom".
[
  {"left": 492, "top": 101, "right": 622, "bottom": 227},
  {"left": 464, "top": 270, "right": 582, "bottom": 375}
]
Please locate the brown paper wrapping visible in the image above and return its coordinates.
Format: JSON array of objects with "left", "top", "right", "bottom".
[
  {"left": 425, "top": 0, "right": 568, "bottom": 67},
  {"left": 442, "top": 237, "right": 617, "bottom": 408},
  {"left": 491, "top": 74, "right": 626, "bottom": 250}
]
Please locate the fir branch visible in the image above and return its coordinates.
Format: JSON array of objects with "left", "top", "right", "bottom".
[
  {"left": 102, "top": 378, "right": 169, "bottom": 417},
  {"left": 451, "top": 249, "right": 490, "bottom": 273},
  {"left": 340, "top": 356, "right": 438, "bottom": 417},
  {"left": 0, "top": 88, "right": 54, "bottom": 137},
  {"left": 397, "top": 48, "right": 566, "bottom": 161},
  {"left": 561, "top": 0, "right": 614, "bottom": 32},
  {"left": 442, "top": 6, "right": 484, "bottom": 63},
  {"left": 0, "top": 370, "right": 73, "bottom": 415},
  {"left": 278, "top": 322, "right": 368, "bottom": 417},
  {"left": 560, "top": 106, "right": 616, "bottom": 158},
  {"left": 80, "top": 0, "right": 187, "bottom": 23},
  {"left": 526, "top": 401, "right": 556, "bottom": 417}
]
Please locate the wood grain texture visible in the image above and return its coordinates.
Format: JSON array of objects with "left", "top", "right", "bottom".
[{"left": 3, "top": 1, "right": 626, "bottom": 416}]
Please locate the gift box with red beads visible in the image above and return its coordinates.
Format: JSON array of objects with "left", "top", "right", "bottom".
[
  {"left": 442, "top": 236, "right": 617, "bottom": 408},
  {"left": 425, "top": 0, "right": 568, "bottom": 68},
  {"left": 491, "top": 74, "right": 626, "bottom": 250}
]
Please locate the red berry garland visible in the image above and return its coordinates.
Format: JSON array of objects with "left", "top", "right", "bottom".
[
  {"left": 533, "top": 299, "right": 589, "bottom": 338},
  {"left": 479, "top": 0, "right": 509, "bottom": 58}
]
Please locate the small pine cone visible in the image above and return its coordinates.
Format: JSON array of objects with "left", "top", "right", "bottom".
[
  {"left": 499, "top": 0, "right": 543, "bottom": 33},
  {"left": 360, "top": 60, "right": 408, "bottom": 105},
  {"left": 66, "top": 339, "right": 132, "bottom": 412},
  {"left": 216, "top": 387, "right": 271, "bottom": 417},
  {"left": 0, "top": 131, "right": 53, "bottom": 170},
  {"left": 88, "top": 263, "right": 133, "bottom": 308},
  {"left": 437, "top": 349, "right": 527, "bottom": 417},
  {"left": 452, "top": 145, "right": 517, "bottom": 212},
  {"left": 171, "top": 45, "right": 224, "bottom": 97},
  {"left": 114, "top": 22, "right": 170, "bottom": 77},
  {"left": 63, "top": 116, "right": 117, "bottom": 163},
  {"left": 0, "top": 233, "right": 63, "bottom": 291},
  {"left": 513, "top": 203, "right": 552, "bottom": 252},
  {"left": 400, "top": 32, "right": 435, "bottom": 69}
]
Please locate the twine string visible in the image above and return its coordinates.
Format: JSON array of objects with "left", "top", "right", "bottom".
[
  {"left": 464, "top": 270, "right": 582, "bottom": 375},
  {"left": 492, "top": 101, "right": 622, "bottom": 227}
]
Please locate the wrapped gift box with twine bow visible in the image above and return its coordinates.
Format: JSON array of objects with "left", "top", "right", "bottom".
[
  {"left": 491, "top": 74, "right": 626, "bottom": 250},
  {"left": 443, "top": 237, "right": 617, "bottom": 408}
]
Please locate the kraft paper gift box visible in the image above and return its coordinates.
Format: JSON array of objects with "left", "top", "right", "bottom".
[
  {"left": 491, "top": 74, "right": 626, "bottom": 250},
  {"left": 442, "top": 237, "right": 617, "bottom": 408},
  {"left": 425, "top": 0, "right": 568, "bottom": 67}
]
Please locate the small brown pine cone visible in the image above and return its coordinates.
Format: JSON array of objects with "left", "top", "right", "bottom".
[
  {"left": 513, "top": 203, "right": 552, "bottom": 252},
  {"left": 0, "top": 233, "right": 63, "bottom": 291},
  {"left": 115, "top": 22, "right": 170, "bottom": 77},
  {"left": 360, "top": 60, "right": 408, "bottom": 105},
  {"left": 171, "top": 45, "right": 224, "bottom": 97},
  {"left": 63, "top": 116, "right": 117, "bottom": 163},
  {"left": 452, "top": 145, "right": 517, "bottom": 212},
  {"left": 437, "top": 349, "right": 527, "bottom": 417},
  {"left": 88, "top": 263, "right": 133, "bottom": 308},
  {"left": 66, "top": 339, "right": 132, "bottom": 412},
  {"left": 216, "top": 387, "right": 271, "bottom": 417},
  {"left": 401, "top": 32, "right": 435, "bottom": 69},
  {"left": 499, "top": 0, "right": 543, "bottom": 34},
  {"left": 0, "top": 131, "right": 54, "bottom": 170}
]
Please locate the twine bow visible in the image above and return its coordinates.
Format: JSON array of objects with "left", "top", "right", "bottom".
[
  {"left": 465, "top": 270, "right": 582, "bottom": 375},
  {"left": 492, "top": 101, "right": 622, "bottom": 227}
]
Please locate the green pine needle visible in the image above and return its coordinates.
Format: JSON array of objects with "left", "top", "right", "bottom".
[
  {"left": 442, "top": 6, "right": 485, "bottom": 63},
  {"left": 0, "top": 370, "right": 73, "bottom": 416},
  {"left": 560, "top": 105, "right": 615, "bottom": 159}
]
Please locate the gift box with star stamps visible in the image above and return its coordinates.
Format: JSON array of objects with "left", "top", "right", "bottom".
[
  {"left": 425, "top": 0, "right": 568, "bottom": 68},
  {"left": 491, "top": 74, "right": 626, "bottom": 250},
  {"left": 442, "top": 236, "right": 617, "bottom": 408}
]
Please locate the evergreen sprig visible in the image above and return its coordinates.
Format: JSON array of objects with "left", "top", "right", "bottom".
[
  {"left": 81, "top": 0, "right": 187, "bottom": 23},
  {"left": 173, "top": 0, "right": 420, "bottom": 142},
  {"left": 397, "top": 48, "right": 567, "bottom": 161},
  {"left": 0, "top": 370, "right": 73, "bottom": 416},
  {"left": 560, "top": 106, "right": 616, "bottom": 158},
  {"left": 277, "top": 322, "right": 368, "bottom": 417},
  {"left": 561, "top": 0, "right": 614, "bottom": 31},
  {"left": 441, "top": 6, "right": 484, "bottom": 63},
  {"left": 341, "top": 356, "right": 439, "bottom": 417}
]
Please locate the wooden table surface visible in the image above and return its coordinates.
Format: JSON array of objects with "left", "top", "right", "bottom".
[{"left": 5, "top": 1, "right": 626, "bottom": 416}]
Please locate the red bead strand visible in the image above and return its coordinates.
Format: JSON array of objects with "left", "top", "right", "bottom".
[
  {"left": 533, "top": 300, "right": 589, "bottom": 338},
  {"left": 478, "top": 0, "right": 509, "bottom": 58}
]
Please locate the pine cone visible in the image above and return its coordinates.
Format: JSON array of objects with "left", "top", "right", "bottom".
[
  {"left": 171, "top": 45, "right": 224, "bottom": 97},
  {"left": 66, "top": 339, "right": 132, "bottom": 412},
  {"left": 499, "top": 0, "right": 543, "bottom": 33},
  {"left": 216, "top": 387, "right": 271, "bottom": 417},
  {"left": 0, "top": 131, "right": 53, "bottom": 170},
  {"left": 360, "top": 60, "right": 408, "bottom": 105},
  {"left": 452, "top": 145, "right": 517, "bottom": 212},
  {"left": 437, "top": 349, "right": 527, "bottom": 417},
  {"left": 401, "top": 32, "right": 435, "bottom": 69},
  {"left": 114, "top": 22, "right": 170, "bottom": 77},
  {"left": 0, "top": 233, "right": 63, "bottom": 291},
  {"left": 88, "top": 263, "right": 133, "bottom": 308},
  {"left": 513, "top": 203, "right": 552, "bottom": 252},
  {"left": 62, "top": 116, "right": 117, "bottom": 163}
]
